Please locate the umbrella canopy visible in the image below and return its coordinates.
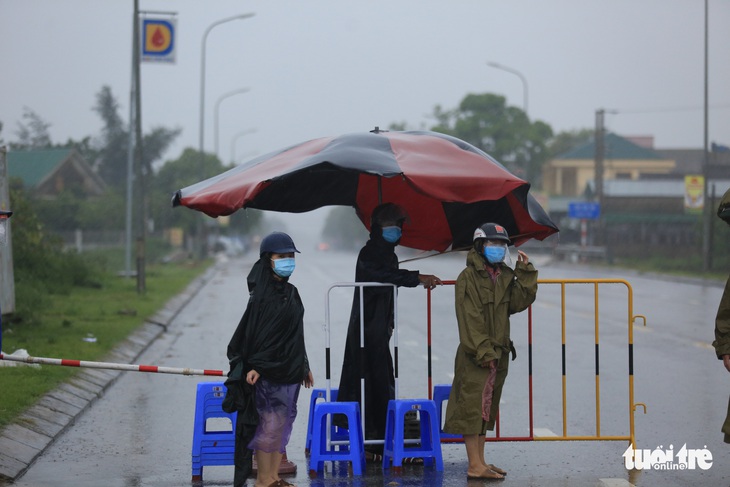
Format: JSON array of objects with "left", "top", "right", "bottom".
[{"left": 173, "top": 129, "right": 558, "bottom": 251}]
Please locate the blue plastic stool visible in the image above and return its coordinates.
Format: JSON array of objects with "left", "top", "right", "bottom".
[
  {"left": 382, "top": 399, "right": 444, "bottom": 471},
  {"left": 433, "top": 384, "right": 461, "bottom": 440},
  {"left": 308, "top": 401, "right": 365, "bottom": 476},
  {"left": 305, "top": 388, "right": 348, "bottom": 453},
  {"left": 191, "top": 382, "right": 237, "bottom": 481}
]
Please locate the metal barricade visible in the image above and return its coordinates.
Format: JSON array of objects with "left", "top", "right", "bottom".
[
  {"left": 425, "top": 278, "right": 647, "bottom": 448},
  {"left": 323, "top": 281, "right": 398, "bottom": 449}
]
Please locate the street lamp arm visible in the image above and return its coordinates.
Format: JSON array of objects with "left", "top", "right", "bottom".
[
  {"left": 231, "top": 128, "right": 258, "bottom": 164},
  {"left": 198, "top": 13, "right": 256, "bottom": 157},
  {"left": 202, "top": 13, "right": 255, "bottom": 42},
  {"left": 195, "top": 12, "right": 254, "bottom": 261},
  {"left": 214, "top": 88, "right": 251, "bottom": 156},
  {"left": 486, "top": 61, "right": 529, "bottom": 115}
]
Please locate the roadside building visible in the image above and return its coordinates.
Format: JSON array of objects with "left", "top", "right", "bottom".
[{"left": 543, "top": 134, "right": 730, "bottom": 259}]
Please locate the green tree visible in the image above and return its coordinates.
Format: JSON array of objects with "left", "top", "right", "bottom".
[
  {"left": 429, "top": 93, "right": 553, "bottom": 187},
  {"left": 546, "top": 128, "right": 594, "bottom": 158},
  {"left": 321, "top": 206, "right": 368, "bottom": 251},
  {"left": 150, "top": 148, "right": 262, "bottom": 238},
  {"left": 8, "top": 184, "right": 102, "bottom": 322},
  {"left": 92, "top": 86, "right": 127, "bottom": 185},
  {"left": 388, "top": 122, "right": 409, "bottom": 131},
  {"left": 31, "top": 187, "right": 128, "bottom": 233},
  {"left": 14, "top": 107, "right": 52, "bottom": 149},
  {"left": 93, "top": 85, "right": 181, "bottom": 188}
]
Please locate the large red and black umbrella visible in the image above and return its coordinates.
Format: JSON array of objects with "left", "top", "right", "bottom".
[{"left": 172, "top": 129, "right": 558, "bottom": 251}]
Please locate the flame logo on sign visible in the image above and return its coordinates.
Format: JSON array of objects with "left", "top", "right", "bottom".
[
  {"left": 143, "top": 19, "right": 174, "bottom": 55},
  {"left": 151, "top": 27, "right": 166, "bottom": 48}
]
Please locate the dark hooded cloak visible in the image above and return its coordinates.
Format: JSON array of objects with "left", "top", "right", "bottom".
[
  {"left": 224, "top": 257, "right": 309, "bottom": 486},
  {"left": 336, "top": 224, "right": 420, "bottom": 443}
]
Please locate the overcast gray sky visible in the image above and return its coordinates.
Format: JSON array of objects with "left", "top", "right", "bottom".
[{"left": 2, "top": 0, "right": 729, "bottom": 168}]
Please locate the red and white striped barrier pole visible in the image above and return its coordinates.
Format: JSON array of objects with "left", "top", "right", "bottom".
[{"left": 0, "top": 353, "right": 224, "bottom": 377}]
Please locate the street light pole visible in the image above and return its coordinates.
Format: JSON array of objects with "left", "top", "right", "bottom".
[
  {"left": 230, "top": 128, "right": 257, "bottom": 164},
  {"left": 199, "top": 13, "right": 255, "bottom": 161},
  {"left": 486, "top": 61, "right": 529, "bottom": 115},
  {"left": 197, "top": 13, "right": 254, "bottom": 259},
  {"left": 214, "top": 87, "right": 250, "bottom": 158}
]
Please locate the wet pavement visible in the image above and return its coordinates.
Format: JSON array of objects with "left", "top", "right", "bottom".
[{"left": 2, "top": 243, "right": 730, "bottom": 486}]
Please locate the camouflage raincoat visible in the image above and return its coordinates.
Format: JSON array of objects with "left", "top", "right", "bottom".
[{"left": 713, "top": 275, "right": 730, "bottom": 442}]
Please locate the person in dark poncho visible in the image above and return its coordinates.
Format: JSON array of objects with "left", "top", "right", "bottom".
[
  {"left": 336, "top": 203, "right": 441, "bottom": 460},
  {"left": 225, "top": 232, "right": 314, "bottom": 487}
]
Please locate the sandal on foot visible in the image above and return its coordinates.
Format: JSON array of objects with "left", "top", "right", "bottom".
[
  {"left": 402, "top": 457, "right": 425, "bottom": 465},
  {"left": 365, "top": 451, "right": 383, "bottom": 463}
]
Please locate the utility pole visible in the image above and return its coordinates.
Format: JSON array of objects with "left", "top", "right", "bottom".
[
  {"left": 124, "top": 1, "right": 138, "bottom": 279},
  {"left": 132, "top": 0, "right": 146, "bottom": 293},
  {"left": 594, "top": 109, "right": 605, "bottom": 246},
  {"left": 702, "top": 0, "right": 711, "bottom": 272}
]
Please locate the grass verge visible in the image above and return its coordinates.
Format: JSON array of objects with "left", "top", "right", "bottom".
[{"left": 0, "top": 259, "right": 212, "bottom": 430}]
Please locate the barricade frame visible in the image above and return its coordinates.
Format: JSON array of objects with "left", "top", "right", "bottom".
[
  {"left": 323, "top": 281, "right": 398, "bottom": 450},
  {"left": 425, "top": 278, "right": 647, "bottom": 448}
]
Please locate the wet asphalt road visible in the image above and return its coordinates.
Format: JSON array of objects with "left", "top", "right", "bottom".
[{"left": 5, "top": 247, "right": 730, "bottom": 486}]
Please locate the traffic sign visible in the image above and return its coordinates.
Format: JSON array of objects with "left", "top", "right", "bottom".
[{"left": 568, "top": 201, "right": 601, "bottom": 220}]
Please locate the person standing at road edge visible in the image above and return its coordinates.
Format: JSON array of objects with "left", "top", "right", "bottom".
[{"left": 713, "top": 188, "right": 730, "bottom": 444}]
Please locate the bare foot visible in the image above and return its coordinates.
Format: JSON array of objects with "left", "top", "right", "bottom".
[{"left": 467, "top": 467, "right": 504, "bottom": 480}]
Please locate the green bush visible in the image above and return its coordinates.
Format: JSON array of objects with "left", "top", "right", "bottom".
[{"left": 8, "top": 186, "right": 104, "bottom": 323}]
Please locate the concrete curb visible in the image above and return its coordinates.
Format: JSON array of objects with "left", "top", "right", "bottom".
[{"left": 0, "top": 262, "right": 222, "bottom": 482}]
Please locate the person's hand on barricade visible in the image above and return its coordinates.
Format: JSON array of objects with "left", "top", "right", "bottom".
[{"left": 418, "top": 274, "right": 442, "bottom": 290}]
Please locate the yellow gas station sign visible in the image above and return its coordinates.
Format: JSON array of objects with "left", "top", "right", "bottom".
[
  {"left": 141, "top": 18, "right": 176, "bottom": 63},
  {"left": 684, "top": 174, "right": 704, "bottom": 213}
]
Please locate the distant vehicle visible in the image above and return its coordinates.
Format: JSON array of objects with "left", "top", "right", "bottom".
[{"left": 210, "top": 236, "right": 247, "bottom": 256}]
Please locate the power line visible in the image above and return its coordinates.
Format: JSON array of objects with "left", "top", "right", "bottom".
[{"left": 610, "top": 103, "right": 730, "bottom": 115}]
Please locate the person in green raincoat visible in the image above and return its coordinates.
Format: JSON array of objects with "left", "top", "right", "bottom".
[
  {"left": 443, "top": 223, "right": 537, "bottom": 480},
  {"left": 713, "top": 188, "right": 730, "bottom": 443}
]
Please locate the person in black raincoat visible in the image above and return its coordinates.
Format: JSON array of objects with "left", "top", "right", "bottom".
[
  {"left": 224, "top": 232, "right": 314, "bottom": 487},
  {"left": 336, "top": 203, "right": 441, "bottom": 458}
]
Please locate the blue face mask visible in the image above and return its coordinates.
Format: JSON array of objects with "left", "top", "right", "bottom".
[
  {"left": 381, "top": 226, "right": 402, "bottom": 243},
  {"left": 484, "top": 246, "right": 506, "bottom": 264},
  {"left": 272, "top": 257, "right": 296, "bottom": 278}
]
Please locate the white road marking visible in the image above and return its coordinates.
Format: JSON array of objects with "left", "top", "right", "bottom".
[
  {"left": 533, "top": 427, "right": 558, "bottom": 437},
  {"left": 600, "top": 479, "right": 636, "bottom": 487}
]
